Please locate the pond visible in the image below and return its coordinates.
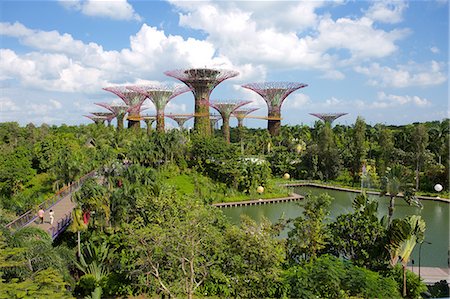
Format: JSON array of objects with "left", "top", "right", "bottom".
[{"left": 221, "top": 186, "right": 450, "bottom": 268}]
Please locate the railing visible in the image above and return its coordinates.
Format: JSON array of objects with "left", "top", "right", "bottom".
[
  {"left": 48, "top": 212, "right": 72, "bottom": 240},
  {"left": 4, "top": 169, "right": 98, "bottom": 231}
]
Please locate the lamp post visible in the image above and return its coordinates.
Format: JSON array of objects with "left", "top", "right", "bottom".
[{"left": 418, "top": 240, "right": 432, "bottom": 280}]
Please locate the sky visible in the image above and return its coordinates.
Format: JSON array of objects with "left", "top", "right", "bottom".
[{"left": 0, "top": 0, "right": 448, "bottom": 128}]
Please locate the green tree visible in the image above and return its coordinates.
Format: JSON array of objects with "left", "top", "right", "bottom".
[
  {"left": 327, "top": 193, "right": 386, "bottom": 269},
  {"left": 380, "top": 165, "right": 416, "bottom": 224},
  {"left": 349, "top": 116, "right": 368, "bottom": 186},
  {"left": 220, "top": 215, "right": 285, "bottom": 298},
  {"left": 411, "top": 124, "right": 429, "bottom": 191},
  {"left": 287, "top": 193, "right": 331, "bottom": 262},
  {"left": 129, "top": 198, "right": 225, "bottom": 299}
]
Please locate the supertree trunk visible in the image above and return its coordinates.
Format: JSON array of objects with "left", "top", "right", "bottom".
[
  {"left": 156, "top": 112, "right": 165, "bottom": 133},
  {"left": 268, "top": 110, "right": 281, "bottom": 136},
  {"left": 195, "top": 95, "right": 211, "bottom": 135},
  {"left": 117, "top": 114, "right": 124, "bottom": 130},
  {"left": 221, "top": 115, "right": 231, "bottom": 143}
]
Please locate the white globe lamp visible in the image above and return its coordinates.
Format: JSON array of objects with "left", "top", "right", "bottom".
[
  {"left": 283, "top": 173, "right": 290, "bottom": 180},
  {"left": 257, "top": 186, "right": 264, "bottom": 194},
  {"left": 434, "top": 184, "right": 443, "bottom": 192}
]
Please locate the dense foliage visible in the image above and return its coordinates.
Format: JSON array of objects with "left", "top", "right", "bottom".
[{"left": 1, "top": 118, "right": 448, "bottom": 298}]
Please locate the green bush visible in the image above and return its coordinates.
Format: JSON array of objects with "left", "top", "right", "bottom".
[{"left": 387, "top": 265, "right": 427, "bottom": 299}]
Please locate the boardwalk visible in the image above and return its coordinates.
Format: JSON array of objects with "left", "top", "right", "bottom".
[
  {"left": 27, "top": 191, "right": 76, "bottom": 239},
  {"left": 212, "top": 193, "right": 304, "bottom": 208},
  {"left": 4, "top": 170, "right": 97, "bottom": 240}
]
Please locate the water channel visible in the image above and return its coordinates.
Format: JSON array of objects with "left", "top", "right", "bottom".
[{"left": 221, "top": 186, "right": 450, "bottom": 268}]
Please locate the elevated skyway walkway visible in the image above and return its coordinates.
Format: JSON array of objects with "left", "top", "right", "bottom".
[{"left": 4, "top": 170, "right": 97, "bottom": 240}]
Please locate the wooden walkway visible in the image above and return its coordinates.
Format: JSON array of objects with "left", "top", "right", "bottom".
[{"left": 212, "top": 193, "right": 304, "bottom": 208}]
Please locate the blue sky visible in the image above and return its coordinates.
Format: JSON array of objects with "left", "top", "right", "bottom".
[{"left": 0, "top": 0, "right": 448, "bottom": 128}]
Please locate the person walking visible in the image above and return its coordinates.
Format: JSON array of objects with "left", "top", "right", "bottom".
[
  {"left": 49, "top": 209, "right": 55, "bottom": 225},
  {"left": 38, "top": 208, "right": 44, "bottom": 224}
]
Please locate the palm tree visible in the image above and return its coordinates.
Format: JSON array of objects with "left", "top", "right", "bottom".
[
  {"left": 387, "top": 215, "right": 426, "bottom": 297},
  {"left": 380, "top": 165, "right": 417, "bottom": 224}
]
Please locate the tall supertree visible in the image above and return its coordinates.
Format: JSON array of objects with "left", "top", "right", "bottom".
[
  {"left": 103, "top": 86, "right": 148, "bottom": 129},
  {"left": 209, "top": 114, "right": 222, "bottom": 131},
  {"left": 95, "top": 103, "right": 129, "bottom": 130},
  {"left": 142, "top": 115, "right": 157, "bottom": 135},
  {"left": 166, "top": 114, "right": 194, "bottom": 129},
  {"left": 209, "top": 100, "right": 251, "bottom": 143},
  {"left": 242, "top": 82, "right": 308, "bottom": 136},
  {"left": 84, "top": 115, "right": 106, "bottom": 125},
  {"left": 91, "top": 112, "right": 115, "bottom": 126},
  {"left": 310, "top": 113, "right": 348, "bottom": 125},
  {"left": 129, "top": 84, "right": 190, "bottom": 133},
  {"left": 164, "top": 68, "right": 239, "bottom": 136},
  {"left": 233, "top": 107, "right": 259, "bottom": 128}
]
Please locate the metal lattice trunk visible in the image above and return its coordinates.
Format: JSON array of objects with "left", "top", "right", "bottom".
[
  {"left": 164, "top": 68, "right": 239, "bottom": 136},
  {"left": 166, "top": 114, "right": 194, "bottom": 129},
  {"left": 233, "top": 108, "right": 259, "bottom": 127},
  {"left": 95, "top": 103, "right": 129, "bottom": 130}
]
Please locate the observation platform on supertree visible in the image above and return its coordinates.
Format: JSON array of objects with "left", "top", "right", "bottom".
[
  {"left": 233, "top": 107, "right": 259, "bottom": 127},
  {"left": 309, "top": 113, "right": 348, "bottom": 124},
  {"left": 164, "top": 68, "right": 239, "bottom": 136},
  {"left": 84, "top": 115, "right": 107, "bottom": 125},
  {"left": 166, "top": 114, "right": 194, "bottom": 129},
  {"left": 103, "top": 86, "right": 148, "bottom": 129},
  {"left": 129, "top": 84, "right": 191, "bottom": 133},
  {"left": 95, "top": 103, "right": 129, "bottom": 130},
  {"left": 242, "top": 82, "right": 308, "bottom": 136},
  {"left": 209, "top": 100, "right": 252, "bottom": 143}
]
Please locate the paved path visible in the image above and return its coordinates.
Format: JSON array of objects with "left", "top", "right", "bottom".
[
  {"left": 26, "top": 190, "right": 76, "bottom": 238},
  {"left": 407, "top": 266, "right": 450, "bottom": 284}
]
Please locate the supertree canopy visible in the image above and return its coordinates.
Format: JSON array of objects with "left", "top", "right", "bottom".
[
  {"left": 84, "top": 115, "right": 107, "bottom": 125},
  {"left": 232, "top": 107, "right": 260, "bottom": 128},
  {"left": 210, "top": 100, "right": 251, "bottom": 143},
  {"left": 241, "top": 82, "right": 308, "bottom": 136},
  {"left": 310, "top": 113, "right": 348, "bottom": 125},
  {"left": 164, "top": 68, "right": 239, "bottom": 136},
  {"left": 91, "top": 112, "right": 115, "bottom": 126},
  {"left": 142, "top": 115, "right": 157, "bottom": 135},
  {"left": 103, "top": 86, "right": 148, "bottom": 129},
  {"left": 129, "top": 84, "right": 190, "bottom": 133},
  {"left": 166, "top": 114, "right": 194, "bottom": 129},
  {"left": 95, "top": 102, "right": 129, "bottom": 130}
]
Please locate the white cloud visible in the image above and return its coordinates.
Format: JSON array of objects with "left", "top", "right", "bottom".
[
  {"left": 174, "top": 1, "right": 409, "bottom": 74},
  {"left": 430, "top": 46, "right": 440, "bottom": 54},
  {"left": 374, "top": 92, "right": 431, "bottom": 108},
  {"left": 59, "top": 0, "right": 142, "bottom": 21},
  {"left": 0, "top": 97, "right": 19, "bottom": 112},
  {"left": 285, "top": 94, "right": 311, "bottom": 108},
  {"left": 321, "top": 70, "right": 345, "bottom": 80},
  {"left": 365, "top": 1, "right": 408, "bottom": 24},
  {"left": 50, "top": 99, "right": 63, "bottom": 109},
  {"left": 354, "top": 61, "right": 447, "bottom": 88}
]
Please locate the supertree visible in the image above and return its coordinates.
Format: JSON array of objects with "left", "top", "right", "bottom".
[
  {"left": 309, "top": 113, "right": 348, "bottom": 125},
  {"left": 142, "top": 115, "right": 157, "bottom": 135},
  {"left": 164, "top": 68, "right": 239, "bottom": 136},
  {"left": 129, "top": 84, "right": 191, "bottom": 133},
  {"left": 233, "top": 107, "right": 260, "bottom": 128},
  {"left": 209, "top": 100, "right": 251, "bottom": 143},
  {"left": 241, "top": 82, "right": 308, "bottom": 136},
  {"left": 84, "top": 115, "right": 107, "bottom": 125},
  {"left": 103, "top": 86, "right": 148, "bottom": 129},
  {"left": 166, "top": 114, "right": 194, "bottom": 129},
  {"left": 91, "top": 112, "right": 115, "bottom": 126},
  {"left": 95, "top": 103, "right": 129, "bottom": 130},
  {"left": 209, "top": 114, "right": 222, "bottom": 131}
]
